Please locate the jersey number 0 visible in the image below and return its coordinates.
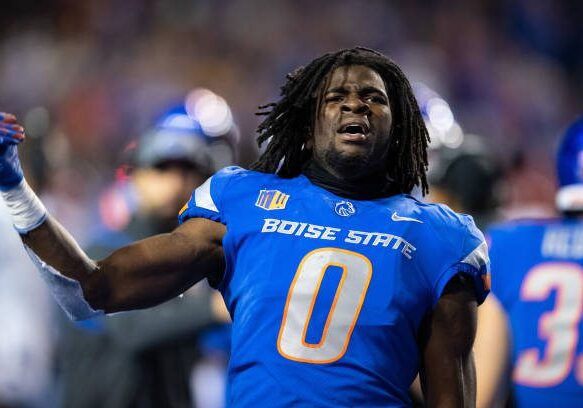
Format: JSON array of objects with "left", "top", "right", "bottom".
[{"left": 277, "top": 248, "right": 372, "bottom": 364}]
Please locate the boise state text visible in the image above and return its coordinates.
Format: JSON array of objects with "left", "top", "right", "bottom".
[{"left": 261, "top": 218, "right": 416, "bottom": 259}]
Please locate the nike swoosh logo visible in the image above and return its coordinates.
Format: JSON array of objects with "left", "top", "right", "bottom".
[{"left": 391, "top": 212, "right": 423, "bottom": 223}]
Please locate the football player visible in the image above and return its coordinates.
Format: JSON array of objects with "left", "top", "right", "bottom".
[
  {"left": 0, "top": 47, "right": 489, "bottom": 407},
  {"left": 475, "top": 115, "right": 583, "bottom": 407}
]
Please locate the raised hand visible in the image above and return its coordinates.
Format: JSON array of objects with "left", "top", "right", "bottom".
[{"left": 0, "top": 112, "right": 25, "bottom": 191}]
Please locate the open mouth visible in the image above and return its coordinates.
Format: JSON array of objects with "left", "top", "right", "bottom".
[{"left": 337, "top": 122, "right": 369, "bottom": 142}]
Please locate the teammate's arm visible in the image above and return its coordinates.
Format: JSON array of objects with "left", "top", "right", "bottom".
[
  {"left": 474, "top": 294, "right": 511, "bottom": 408},
  {"left": 418, "top": 274, "right": 478, "bottom": 408}
]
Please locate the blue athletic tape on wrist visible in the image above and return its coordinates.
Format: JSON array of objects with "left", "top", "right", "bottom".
[
  {"left": 24, "top": 245, "right": 104, "bottom": 321},
  {"left": 0, "top": 144, "right": 24, "bottom": 191}
]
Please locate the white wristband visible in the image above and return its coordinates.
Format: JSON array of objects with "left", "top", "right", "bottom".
[{"left": 0, "top": 179, "right": 48, "bottom": 233}]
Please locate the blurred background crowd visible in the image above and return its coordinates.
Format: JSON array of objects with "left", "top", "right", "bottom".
[{"left": 0, "top": 0, "right": 581, "bottom": 407}]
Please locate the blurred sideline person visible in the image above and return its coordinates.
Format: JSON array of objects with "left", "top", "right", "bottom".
[
  {"left": 413, "top": 82, "right": 502, "bottom": 229},
  {"left": 0, "top": 142, "right": 59, "bottom": 408},
  {"left": 0, "top": 48, "right": 490, "bottom": 407},
  {"left": 59, "top": 89, "right": 236, "bottom": 408},
  {"left": 0, "top": 202, "right": 59, "bottom": 408},
  {"left": 475, "top": 115, "right": 583, "bottom": 408},
  {"left": 91, "top": 88, "right": 238, "bottom": 251},
  {"left": 425, "top": 135, "right": 501, "bottom": 230}
]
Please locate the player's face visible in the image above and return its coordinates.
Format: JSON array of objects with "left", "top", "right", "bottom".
[{"left": 311, "top": 65, "right": 392, "bottom": 178}]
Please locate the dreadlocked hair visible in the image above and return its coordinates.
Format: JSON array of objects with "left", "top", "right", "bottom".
[{"left": 250, "top": 46, "right": 430, "bottom": 195}]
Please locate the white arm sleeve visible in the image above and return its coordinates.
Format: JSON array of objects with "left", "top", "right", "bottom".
[{"left": 24, "top": 245, "right": 103, "bottom": 321}]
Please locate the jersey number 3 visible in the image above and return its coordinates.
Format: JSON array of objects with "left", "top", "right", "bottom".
[
  {"left": 514, "top": 262, "right": 583, "bottom": 387},
  {"left": 277, "top": 248, "right": 372, "bottom": 364}
]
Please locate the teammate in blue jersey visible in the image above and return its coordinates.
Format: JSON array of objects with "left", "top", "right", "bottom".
[
  {"left": 475, "top": 115, "right": 583, "bottom": 408},
  {"left": 0, "top": 47, "right": 489, "bottom": 407}
]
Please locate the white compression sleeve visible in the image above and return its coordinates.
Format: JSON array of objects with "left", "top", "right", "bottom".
[
  {"left": 0, "top": 179, "right": 47, "bottom": 233},
  {"left": 23, "top": 246, "right": 104, "bottom": 321}
]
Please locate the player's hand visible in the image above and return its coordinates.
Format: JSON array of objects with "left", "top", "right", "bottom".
[{"left": 0, "top": 112, "right": 26, "bottom": 191}]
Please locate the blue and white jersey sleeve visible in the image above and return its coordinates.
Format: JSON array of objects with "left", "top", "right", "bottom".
[
  {"left": 419, "top": 207, "right": 490, "bottom": 306},
  {"left": 178, "top": 166, "right": 242, "bottom": 225}
]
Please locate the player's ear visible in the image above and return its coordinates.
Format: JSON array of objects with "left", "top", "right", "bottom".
[
  {"left": 301, "top": 134, "right": 314, "bottom": 164},
  {"left": 303, "top": 124, "right": 314, "bottom": 151}
]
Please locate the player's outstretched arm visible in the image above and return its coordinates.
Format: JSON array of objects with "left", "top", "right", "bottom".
[
  {"left": 0, "top": 112, "right": 225, "bottom": 318},
  {"left": 22, "top": 216, "right": 225, "bottom": 313},
  {"left": 418, "top": 274, "right": 478, "bottom": 408}
]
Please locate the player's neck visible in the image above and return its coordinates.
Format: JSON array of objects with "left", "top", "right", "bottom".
[{"left": 302, "top": 159, "right": 399, "bottom": 200}]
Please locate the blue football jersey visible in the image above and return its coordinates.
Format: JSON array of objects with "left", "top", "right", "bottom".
[
  {"left": 489, "top": 219, "right": 583, "bottom": 407},
  {"left": 179, "top": 167, "right": 489, "bottom": 407}
]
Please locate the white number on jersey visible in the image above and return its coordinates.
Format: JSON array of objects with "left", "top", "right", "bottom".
[
  {"left": 277, "top": 248, "right": 372, "bottom": 364},
  {"left": 514, "top": 262, "right": 583, "bottom": 387}
]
